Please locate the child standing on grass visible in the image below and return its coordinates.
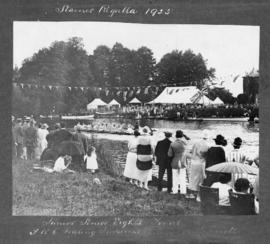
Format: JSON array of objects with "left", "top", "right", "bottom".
[{"left": 84, "top": 146, "right": 98, "bottom": 173}]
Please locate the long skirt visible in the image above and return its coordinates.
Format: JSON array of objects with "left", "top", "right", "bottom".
[
  {"left": 123, "top": 152, "right": 139, "bottom": 179},
  {"left": 188, "top": 160, "right": 205, "bottom": 192},
  {"left": 136, "top": 168, "right": 152, "bottom": 183}
]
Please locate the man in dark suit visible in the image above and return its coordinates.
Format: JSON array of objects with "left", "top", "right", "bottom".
[{"left": 155, "top": 132, "right": 172, "bottom": 193}]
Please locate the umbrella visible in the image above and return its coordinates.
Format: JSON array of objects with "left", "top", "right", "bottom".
[
  {"left": 50, "top": 129, "right": 73, "bottom": 145},
  {"left": 56, "top": 140, "right": 84, "bottom": 156},
  {"left": 206, "top": 162, "right": 259, "bottom": 175}
]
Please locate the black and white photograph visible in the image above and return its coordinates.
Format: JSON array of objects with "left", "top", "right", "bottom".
[{"left": 12, "top": 21, "right": 260, "bottom": 216}]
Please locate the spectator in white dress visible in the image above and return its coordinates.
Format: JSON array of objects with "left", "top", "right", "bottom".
[
  {"left": 84, "top": 146, "right": 98, "bottom": 173},
  {"left": 187, "top": 130, "right": 209, "bottom": 201},
  {"left": 53, "top": 155, "right": 73, "bottom": 173},
  {"left": 211, "top": 173, "right": 232, "bottom": 207},
  {"left": 123, "top": 130, "right": 140, "bottom": 185}
]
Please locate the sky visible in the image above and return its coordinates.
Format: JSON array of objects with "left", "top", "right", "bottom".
[{"left": 13, "top": 22, "right": 260, "bottom": 96}]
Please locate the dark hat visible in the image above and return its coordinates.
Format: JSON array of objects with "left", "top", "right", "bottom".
[
  {"left": 142, "top": 126, "right": 151, "bottom": 135},
  {"left": 233, "top": 137, "right": 242, "bottom": 147},
  {"left": 164, "top": 131, "right": 172, "bottom": 138},
  {"left": 175, "top": 130, "right": 184, "bottom": 138},
  {"left": 213, "top": 134, "right": 226, "bottom": 145},
  {"left": 134, "top": 130, "right": 140, "bottom": 137}
]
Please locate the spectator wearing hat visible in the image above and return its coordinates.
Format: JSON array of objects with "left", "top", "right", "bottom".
[
  {"left": 226, "top": 137, "right": 245, "bottom": 163},
  {"left": 24, "top": 120, "right": 38, "bottom": 160},
  {"left": 168, "top": 130, "right": 189, "bottom": 194},
  {"left": 35, "top": 123, "right": 49, "bottom": 160},
  {"left": 154, "top": 131, "right": 173, "bottom": 193},
  {"left": 14, "top": 118, "right": 24, "bottom": 158},
  {"left": 22, "top": 118, "right": 30, "bottom": 159},
  {"left": 123, "top": 130, "right": 141, "bottom": 185},
  {"left": 187, "top": 130, "right": 210, "bottom": 201},
  {"left": 204, "top": 134, "right": 227, "bottom": 186},
  {"left": 136, "top": 127, "right": 154, "bottom": 190}
]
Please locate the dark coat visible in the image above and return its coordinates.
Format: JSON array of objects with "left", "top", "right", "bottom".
[
  {"left": 46, "top": 129, "right": 73, "bottom": 148},
  {"left": 155, "top": 138, "right": 172, "bottom": 168},
  {"left": 206, "top": 146, "right": 226, "bottom": 168},
  {"left": 72, "top": 132, "right": 88, "bottom": 154},
  {"left": 24, "top": 126, "right": 37, "bottom": 147}
]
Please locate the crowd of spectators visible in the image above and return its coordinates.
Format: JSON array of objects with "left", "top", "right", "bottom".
[{"left": 117, "top": 104, "right": 259, "bottom": 120}]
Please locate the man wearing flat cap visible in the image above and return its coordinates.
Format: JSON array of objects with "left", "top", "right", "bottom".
[{"left": 155, "top": 131, "right": 173, "bottom": 193}]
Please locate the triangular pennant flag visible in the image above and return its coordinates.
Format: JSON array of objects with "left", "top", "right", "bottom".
[
  {"left": 68, "top": 87, "right": 72, "bottom": 91},
  {"left": 48, "top": 85, "right": 52, "bottom": 90},
  {"left": 233, "top": 75, "right": 240, "bottom": 83},
  {"left": 21, "top": 83, "right": 24, "bottom": 89},
  {"left": 144, "top": 86, "right": 150, "bottom": 95},
  {"left": 96, "top": 88, "right": 101, "bottom": 97},
  {"left": 155, "top": 86, "right": 159, "bottom": 95},
  {"left": 80, "top": 87, "right": 84, "bottom": 91},
  {"left": 136, "top": 87, "right": 141, "bottom": 95},
  {"left": 128, "top": 90, "right": 134, "bottom": 97},
  {"left": 106, "top": 89, "right": 109, "bottom": 96}
]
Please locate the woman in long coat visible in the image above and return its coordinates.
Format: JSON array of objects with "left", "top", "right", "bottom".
[{"left": 187, "top": 130, "right": 209, "bottom": 201}]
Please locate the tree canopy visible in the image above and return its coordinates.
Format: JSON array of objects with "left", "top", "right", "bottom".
[
  {"left": 156, "top": 49, "right": 215, "bottom": 88},
  {"left": 13, "top": 38, "right": 216, "bottom": 115}
]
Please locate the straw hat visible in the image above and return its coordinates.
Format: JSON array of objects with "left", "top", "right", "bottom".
[
  {"left": 141, "top": 126, "right": 151, "bottom": 135},
  {"left": 202, "top": 129, "right": 210, "bottom": 139}
]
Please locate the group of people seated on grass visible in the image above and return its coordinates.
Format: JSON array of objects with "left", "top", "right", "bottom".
[
  {"left": 123, "top": 127, "right": 259, "bottom": 214},
  {"left": 12, "top": 117, "right": 99, "bottom": 174},
  {"left": 47, "top": 145, "right": 99, "bottom": 174}
]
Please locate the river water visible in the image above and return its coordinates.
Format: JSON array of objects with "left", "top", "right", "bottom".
[{"left": 83, "top": 118, "right": 259, "bottom": 163}]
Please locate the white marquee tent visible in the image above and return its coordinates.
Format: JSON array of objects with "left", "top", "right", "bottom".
[
  {"left": 108, "top": 99, "right": 121, "bottom": 107},
  {"left": 211, "top": 97, "right": 224, "bottom": 105},
  {"left": 129, "top": 97, "right": 142, "bottom": 104},
  {"left": 147, "top": 86, "right": 200, "bottom": 104},
  {"left": 87, "top": 98, "right": 108, "bottom": 110},
  {"left": 197, "top": 95, "right": 214, "bottom": 105}
]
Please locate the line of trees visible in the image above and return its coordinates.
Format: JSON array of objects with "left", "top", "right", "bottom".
[{"left": 13, "top": 37, "right": 219, "bottom": 116}]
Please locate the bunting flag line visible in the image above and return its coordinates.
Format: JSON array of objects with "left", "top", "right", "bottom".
[
  {"left": 233, "top": 75, "right": 240, "bottom": 83},
  {"left": 13, "top": 80, "right": 205, "bottom": 91},
  {"left": 12, "top": 80, "right": 217, "bottom": 103}
]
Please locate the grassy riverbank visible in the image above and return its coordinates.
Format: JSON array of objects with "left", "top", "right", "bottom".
[{"left": 13, "top": 147, "right": 201, "bottom": 216}]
